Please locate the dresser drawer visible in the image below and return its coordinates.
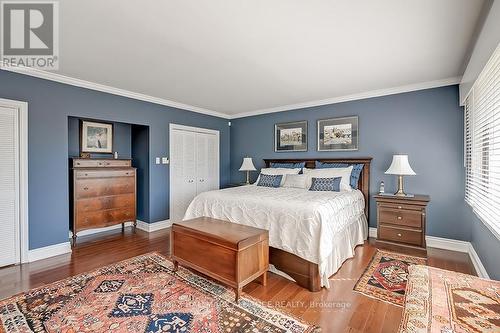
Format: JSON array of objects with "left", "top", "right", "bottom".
[
  {"left": 73, "top": 159, "right": 132, "bottom": 168},
  {"left": 76, "top": 194, "right": 135, "bottom": 213},
  {"left": 75, "top": 178, "right": 135, "bottom": 198},
  {"left": 76, "top": 208, "right": 135, "bottom": 230},
  {"left": 378, "top": 206, "right": 422, "bottom": 228},
  {"left": 75, "top": 169, "right": 135, "bottom": 179},
  {"left": 379, "top": 225, "right": 423, "bottom": 246}
]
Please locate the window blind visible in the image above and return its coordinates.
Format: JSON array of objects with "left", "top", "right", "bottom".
[{"left": 464, "top": 43, "right": 500, "bottom": 238}]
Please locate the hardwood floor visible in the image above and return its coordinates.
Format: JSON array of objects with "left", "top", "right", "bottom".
[{"left": 0, "top": 227, "right": 476, "bottom": 332}]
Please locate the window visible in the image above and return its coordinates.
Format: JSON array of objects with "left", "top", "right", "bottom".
[{"left": 464, "top": 43, "right": 500, "bottom": 239}]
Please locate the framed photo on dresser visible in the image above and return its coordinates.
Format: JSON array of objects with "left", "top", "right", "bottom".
[
  {"left": 317, "top": 116, "right": 358, "bottom": 151},
  {"left": 275, "top": 121, "right": 308, "bottom": 152},
  {"left": 80, "top": 120, "right": 114, "bottom": 153}
]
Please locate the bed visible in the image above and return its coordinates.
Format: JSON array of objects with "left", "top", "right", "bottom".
[{"left": 184, "top": 158, "right": 372, "bottom": 291}]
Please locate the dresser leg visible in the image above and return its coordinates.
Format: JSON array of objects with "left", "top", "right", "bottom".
[
  {"left": 259, "top": 272, "right": 267, "bottom": 286},
  {"left": 72, "top": 234, "right": 76, "bottom": 247},
  {"left": 133, "top": 220, "right": 137, "bottom": 231},
  {"left": 121, "top": 223, "right": 125, "bottom": 232},
  {"left": 173, "top": 260, "right": 179, "bottom": 272}
]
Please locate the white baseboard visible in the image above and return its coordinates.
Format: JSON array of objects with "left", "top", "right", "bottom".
[
  {"left": 468, "top": 243, "right": 490, "bottom": 279},
  {"left": 136, "top": 219, "right": 172, "bottom": 232},
  {"left": 28, "top": 242, "right": 72, "bottom": 262},
  {"left": 368, "top": 227, "right": 489, "bottom": 278},
  {"left": 68, "top": 222, "right": 135, "bottom": 238}
]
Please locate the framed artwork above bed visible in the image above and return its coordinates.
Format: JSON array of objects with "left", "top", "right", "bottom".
[
  {"left": 317, "top": 116, "right": 358, "bottom": 151},
  {"left": 275, "top": 121, "right": 307, "bottom": 152}
]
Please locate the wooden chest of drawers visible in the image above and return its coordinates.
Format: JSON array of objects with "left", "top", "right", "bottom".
[
  {"left": 374, "top": 194, "right": 430, "bottom": 251},
  {"left": 70, "top": 158, "right": 136, "bottom": 244}
]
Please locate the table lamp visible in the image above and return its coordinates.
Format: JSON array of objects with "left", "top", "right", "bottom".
[
  {"left": 385, "top": 154, "right": 416, "bottom": 196},
  {"left": 239, "top": 157, "right": 256, "bottom": 184}
]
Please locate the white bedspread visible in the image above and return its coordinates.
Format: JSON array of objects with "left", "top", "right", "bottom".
[{"left": 184, "top": 185, "right": 366, "bottom": 268}]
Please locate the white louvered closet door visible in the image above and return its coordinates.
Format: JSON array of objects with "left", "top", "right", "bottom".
[
  {"left": 170, "top": 125, "right": 220, "bottom": 222},
  {"left": 195, "top": 133, "right": 219, "bottom": 194},
  {"left": 170, "top": 129, "right": 197, "bottom": 222},
  {"left": 0, "top": 106, "right": 20, "bottom": 267}
]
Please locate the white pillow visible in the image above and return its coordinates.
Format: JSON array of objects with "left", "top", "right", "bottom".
[
  {"left": 282, "top": 174, "right": 307, "bottom": 189},
  {"left": 255, "top": 167, "right": 301, "bottom": 186},
  {"left": 303, "top": 166, "right": 353, "bottom": 191}
]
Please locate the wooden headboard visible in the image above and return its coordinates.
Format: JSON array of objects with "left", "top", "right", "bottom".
[{"left": 263, "top": 158, "right": 372, "bottom": 222}]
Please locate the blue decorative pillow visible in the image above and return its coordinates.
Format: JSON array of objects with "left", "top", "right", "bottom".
[
  {"left": 309, "top": 177, "right": 342, "bottom": 192},
  {"left": 270, "top": 162, "right": 306, "bottom": 169},
  {"left": 256, "top": 174, "right": 283, "bottom": 188},
  {"left": 315, "top": 162, "right": 364, "bottom": 189}
]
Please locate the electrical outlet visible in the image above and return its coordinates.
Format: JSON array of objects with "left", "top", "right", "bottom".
[
  {"left": 155, "top": 157, "right": 160, "bottom": 164},
  {"left": 162, "top": 157, "right": 169, "bottom": 164}
]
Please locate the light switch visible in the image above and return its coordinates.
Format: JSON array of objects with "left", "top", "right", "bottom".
[
  {"left": 162, "top": 157, "right": 169, "bottom": 164},
  {"left": 155, "top": 157, "right": 160, "bottom": 164}
]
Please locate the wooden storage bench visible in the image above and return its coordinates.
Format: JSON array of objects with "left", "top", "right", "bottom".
[{"left": 171, "top": 217, "right": 269, "bottom": 302}]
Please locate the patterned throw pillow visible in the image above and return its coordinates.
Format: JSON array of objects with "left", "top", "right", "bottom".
[
  {"left": 256, "top": 174, "right": 283, "bottom": 188},
  {"left": 315, "top": 162, "right": 364, "bottom": 189},
  {"left": 309, "top": 177, "right": 342, "bottom": 192}
]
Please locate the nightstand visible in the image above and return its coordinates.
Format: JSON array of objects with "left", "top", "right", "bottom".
[{"left": 374, "top": 194, "right": 430, "bottom": 252}]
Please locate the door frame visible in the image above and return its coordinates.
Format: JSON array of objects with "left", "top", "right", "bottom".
[
  {"left": 0, "top": 98, "right": 29, "bottom": 264},
  {"left": 169, "top": 123, "right": 220, "bottom": 221}
]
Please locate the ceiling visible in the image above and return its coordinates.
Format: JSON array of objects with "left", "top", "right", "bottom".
[{"left": 53, "top": 0, "right": 485, "bottom": 117}]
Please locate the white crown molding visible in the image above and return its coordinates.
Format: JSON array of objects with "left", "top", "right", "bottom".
[
  {"left": 368, "top": 227, "right": 489, "bottom": 278},
  {"left": 136, "top": 219, "right": 172, "bottom": 232},
  {"left": 1, "top": 66, "right": 462, "bottom": 119},
  {"left": 68, "top": 222, "right": 134, "bottom": 238},
  {"left": 28, "top": 242, "right": 72, "bottom": 263},
  {"left": 231, "top": 76, "right": 462, "bottom": 119},
  {"left": 0, "top": 65, "right": 229, "bottom": 119}
]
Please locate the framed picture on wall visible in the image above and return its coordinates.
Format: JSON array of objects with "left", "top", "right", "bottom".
[
  {"left": 275, "top": 121, "right": 308, "bottom": 152},
  {"left": 317, "top": 116, "right": 358, "bottom": 151},
  {"left": 80, "top": 120, "right": 114, "bottom": 153}
]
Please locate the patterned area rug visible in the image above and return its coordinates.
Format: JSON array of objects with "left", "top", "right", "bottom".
[
  {"left": 353, "top": 250, "right": 426, "bottom": 306},
  {"left": 0, "top": 252, "right": 319, "bottom": 333},
  {"left": 399, "top": 265, "right": 500, "bottom": 333}
]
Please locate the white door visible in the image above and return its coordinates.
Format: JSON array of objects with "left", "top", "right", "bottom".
[
  {"left": 0, "top": 106, "right": 20, "bottom": 267},
  {"left": 170, "top": 129, "right": 197, "bottom": 222},
  {"left": 169, "top": 124, "right": 220, "bottom": 222}
]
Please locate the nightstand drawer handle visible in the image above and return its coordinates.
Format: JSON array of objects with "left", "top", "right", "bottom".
[
  {"left": 397, "top": 233, "right": 402, "bottom": 237},
  {"left": 397, "top": 216, "right": 402, "bottom": 220},
  {"left": 422, "top": 213, "right": 426, "bottom": 216},
  {"left": 398, "top": 206, "right": 402, "bottom": 209}
]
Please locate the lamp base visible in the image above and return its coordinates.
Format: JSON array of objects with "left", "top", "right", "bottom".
[{"left": 394, "top": 175, "right": 406, "bottom": 197}]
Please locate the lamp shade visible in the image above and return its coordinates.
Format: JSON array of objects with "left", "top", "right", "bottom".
[
  {"left": 385, "top": 154, "right": 416, "bottom": 175},
  {"left": 239, "top": 157, "right": 256, "bottom": 171}
]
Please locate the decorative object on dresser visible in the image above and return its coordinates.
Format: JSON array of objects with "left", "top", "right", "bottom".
[
  {"left": 80, "top": 120, "right": 114, "bottom": 154},
  {"left": 374, "top": 194, "right": 430, "bottom": 252},
  {"left": 171, "top": 217, "right": 269, "bottom": 302},
  {"left": 384, "top": 154, "right": 416, "bottom": 196},
  {"left": 275, "top": 120, "right": 308, "bottom": 152},
  {"left": 70, "top": 158, "right": 136, "bottom": 245},
  {"left": 239, "top": 157, "right": 256, "bottom": 184},
  {"left": 317, "top": 116, "right": 358, "bottom": 151}
]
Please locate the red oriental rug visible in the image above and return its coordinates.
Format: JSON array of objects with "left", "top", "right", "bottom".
[
  {"left": 353, "top": 250, "right": 426, "bottom": 306},
  {"left": 0, "top": 252, "right": 319, "bottom": 333}
]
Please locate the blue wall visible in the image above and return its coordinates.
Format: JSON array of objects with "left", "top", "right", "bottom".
[
  {"left": 231, "top": 86, "right": 470, "bottom": 241},
  {"left": 132, "top": 124, "right": 150, "bottom": 222},
  {"left": 68, "top": 117, "right": 132, "bottom": 159},
  {"left": 0, "top": 70, "right": 230, "bottom": 250},
  {"left": 470, "top": 212, "right": 500, "bottom": 279}
]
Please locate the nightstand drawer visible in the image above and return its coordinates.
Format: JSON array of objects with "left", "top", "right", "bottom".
[
  {"left": 379, "top": 225, "right": 422, "bottom": 246},
  {"left": 379, "top": 207, "right": 422, "bottom": 228}
]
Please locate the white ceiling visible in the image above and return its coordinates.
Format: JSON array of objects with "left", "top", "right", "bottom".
[{"left": 55, "top": 0, "right": 485, "bottom": 117}]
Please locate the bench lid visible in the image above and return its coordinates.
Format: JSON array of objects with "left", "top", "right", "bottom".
[{"left": 173, "top": 217, "right": 268, "bottom": 250}]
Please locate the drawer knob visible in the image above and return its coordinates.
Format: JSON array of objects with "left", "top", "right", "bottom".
[
  {"left": 397, "top": 216, "right": 402, "bottom": 220},
  {"left": 422, "top": 213, "right": 426, "bottom": 216},
  {"left": 398, "top": 206, "right": 402, "bottom": 209},
  {"left": 397, "top": 233, "right": 402, "bottom": 237},
  {"left": 83, "top": 186, "right": 89, "bottom": 190}
]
